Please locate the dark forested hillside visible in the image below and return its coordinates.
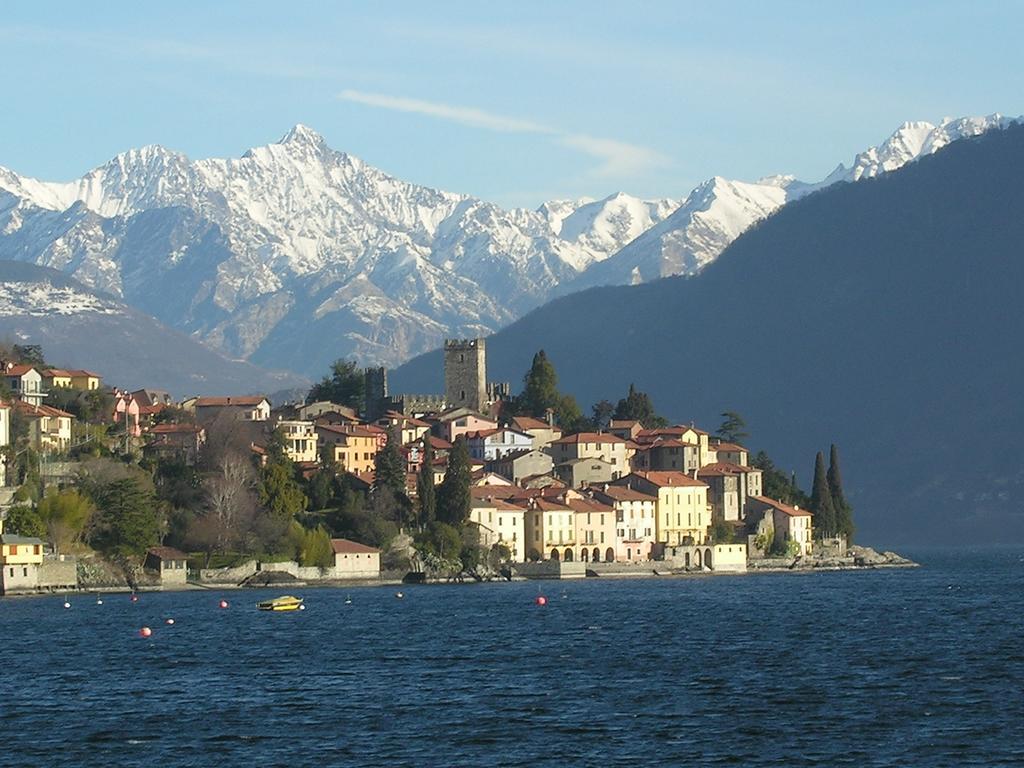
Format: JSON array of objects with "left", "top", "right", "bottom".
[{"left": 393, "top": 123, "right": 1024, "bottom": 545}]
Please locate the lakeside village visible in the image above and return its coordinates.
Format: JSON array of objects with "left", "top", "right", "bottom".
[{"left": 0, "top": 339, "right": 913, "bottom": 597}]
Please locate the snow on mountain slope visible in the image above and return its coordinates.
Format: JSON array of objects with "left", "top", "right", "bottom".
[
  {"left": 0, "top": 114, "right": 1016, "bottom": 376},
  {"left": 574, "top": 114, "right": 1018, "bottom": 289},
  {"left": 0, "top": 127, "right": 675, "bottom": 374}
]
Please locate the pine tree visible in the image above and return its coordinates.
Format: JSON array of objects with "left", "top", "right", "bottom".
[
  {"left": 416, "top": 436, "right": 437, "bottom": 527},
  {"left": 810, "top": 451, "right": 836, "bottom": 539},
  {"left": 437, "top": 437, "right": 472, "bottom": 526},
  {"left": 519, "top": 350, "right": 560, "bottom": 417},
  {"left": 613, "top": 384, "right": 667, "bottom": 427},
  {"left": 716, "top": 411, "right": 750, "bottom": 444},
  {"left": 828, "top": 444, "right": 855, "bottom": 543}
]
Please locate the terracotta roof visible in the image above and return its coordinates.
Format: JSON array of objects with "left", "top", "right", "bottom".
[
  {"left": 566, "top": 498, "right": 614, "bottom": 514},
  {"left": 550, "top": 432, "right": 626, "bottom": 445},
  {"left": 750, "top": 496, "right": 811, "bottom": 517},
  {"left": 511, "top": 416, "right": 553, "bottom": 431},
  {"left": 472, "top": 497, "right": 527, "bottom": 511},
  {"left": 609, "top": 419, "right": 641, "bottom": 428},
  {"left": 697, "top": 461, "right": 758, "bottom": 477},
  {"left": 147, "top": 546, "right": 188, "bottom": 561},
  {"left": 67, "top": 370, "right": 102, "bottom": 378},
  {"left": 428, "top": 435, "right": 453, "bottom": 450},
  {"left": 623, "top": 471, "right": 707, "bottom": 489},
  {"left": 5, "top": 364, "right": 37, "bottom": 376},
  {"left": 317, "top": 424, "right": 378, "bottom": 438},
  {"left": 330, "top": 538, "right": 380, "bottom": 554},
  {"left": 149, "top": 423, "right": 202, "bottom": 434},
  {"left": 533, "top": 498, "right": 572, "bottom": 512},
  {"left": 195, "top": 396, "right": 268, "bottom": 407},
  {"left": 13, "top": 401, "right": 73, "bottom": 418},
  {"left": 713, "top": 442, "right": 748, "bottom": 452},
  {"left": 40, "top": 368, "right": 72, "bottom": 378},
  {"left": 592, "top": 485, "right": 657, "bottom": 503}
]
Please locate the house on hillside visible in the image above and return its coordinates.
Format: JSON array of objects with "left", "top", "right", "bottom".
[
  {"left": 549, "top": 432, "right": 632, "bottom": 478},
  {"left": 469, "top": 497, "right": 526, "bottom": 562},
  {"left": 13, "top": 401, "right": 74, "bottom": 452},
  {"left": 488, "top": 448, "right": 553, "bottom": 484},
  {"left": 316, "top": 424, "right": 378, "bottom": 474},
  {"left": 553, "top": 457, "right": 617, "bottom": 488},
  {"left": 567, "top": 496, "right": 617, "bottom": 563},
  {"left": 144, "top": 423, "right": 206, "bottom": 464},
  {"left": 509, "top": 415, "right": 562, "bottom": 450},
  {"left": 747, "top": 496, "right": 813, "bottom": 556},
  {"left": 276, "top": 419, "right": 317, "bottom": 463},
  {"left": 67, "top": 370, "right": 102, "bottom": 391},
  {"left": 464, "top": 427, "right": 533, "bottom": 462},
  {"left": 697, "top": 462, "right": 764, "bottom": 522},
  {"left": 4, "top": 364, "right": 44, "bottom": 406},
  {"left": 40, "top": 369, "right": 73, "bottom": 390},
  {"left": 0, "top": 531, "right": 44, "bottom": 594},
  {"left": 193, "top": 396, "right": 271, "bottom": 424}
]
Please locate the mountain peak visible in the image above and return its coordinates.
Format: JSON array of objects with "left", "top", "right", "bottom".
[{"left": 278, "top": 124, "right": 326, "bottom": 148}]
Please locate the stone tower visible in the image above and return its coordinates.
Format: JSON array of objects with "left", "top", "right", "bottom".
[{"left": 445, "top": 338, "right": 487, "bottom": 412}]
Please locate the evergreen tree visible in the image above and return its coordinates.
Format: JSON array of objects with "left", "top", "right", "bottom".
[
  {"left": 89, "top": 477, "right": 160, "bottom": 557},
  {"left": 590, "top": 399, "right": 615, "bottom": 431},
  {"left": 373, "top": 426, "right": 407, "bottom": 499},
  {"left": 416, "top": 436, "right": 437, "bottom": 527},
  {"left": 810, "top": 451, "right": 836, "bottom": 539},
  {"left": 259, "top": 430, "right": 308, "bottom": 520},
  {"left": 828, "top": 444, "right": 855, "bottom": 543},
  {"left": 716, "top": 411, "right": 750, "bottom": 444},
  {"left": 437, "top": 437, "right": 472, "bottom": 526},
  {"left": 518, "top": 350, "right": 560, "bottom": 417},
  {"left": 307, "top": 359, "right": 366, "bottom": 413},
  {"left": 613, "top": 383, "right": 667, "bottom": 427}
]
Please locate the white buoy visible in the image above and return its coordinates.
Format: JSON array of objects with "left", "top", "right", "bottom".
[
  {"left": 96, "top": 597, "right": 103, "bottom": 605},
  {"left": 298, "top": 604, "right": 306, "bottom": 611},
  {"left": 63, "top": 601, "right": 71, "bottom": 609},
  {"left": 395, "top": 591, "right": 404, "bottom": 599},
  {"left": 165, "top": 618, "right": 175, "bottom": 625}
]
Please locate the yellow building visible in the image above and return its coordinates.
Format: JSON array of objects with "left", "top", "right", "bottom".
[
  {"left": 41, "top": 368, "right": 73, "bottom": 389},
  {"left": 67, "top": 370, "right": 102, "bottom": 391},
  {"left": 567, "top": 496, "right": 617, "bottom": 563},
  {"left": 317, "top": 424, "right": 378, "bottom": 474},
  {"left": 615, "top": 471, "right": 711, "bottom": 547},
  {"left": 523, "top": 498, "right": 576, "bottom": 562},
  {"left": 1, "top": 527, "right": 45, "bottom": 594},
  {"left": 14, "top": 401, "right": 74, "bottom": 452}
]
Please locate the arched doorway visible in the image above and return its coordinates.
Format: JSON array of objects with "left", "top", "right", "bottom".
[
  {"left": 564, "top": 548, "right": 574, "bottom": 562},
  {"left": 581, "top": 548, "right": 589, "bottom": 562},
  {"left": 705, "top": 548, "right": 713, "bottom": 570},
  {"left": 550, "top": 548, "right": 560, "bottom": 561},
  {"left": 685, "top": 552, "right": 691, "bottom": 568},
  {"left": 605, "top": 547, "right": 614, "bottom": 563},
  {"left": 695, "top": 549, "right": 702, "bottom": 568},
  {"left": 592, "top": 547, "right": 601, "bottom": 562}
]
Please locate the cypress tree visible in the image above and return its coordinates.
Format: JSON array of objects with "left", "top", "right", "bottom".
[
  {"left": 828, "top": 444, "right": 855, "bottom": 543},
  {"left": 519, "top": 350, "right": 559, "bottom": 417},
  {"left": 810, "top": 451, "right": 836, "bottom": 539},
  {"left": 373, "top": 426, "right": 407, "bottom": 499},
  {"left": 437, "top": 437, "right": 472, "bottom": 526},
  {"left": 416, "top": 436, "right": 436, "bottom": 527}
]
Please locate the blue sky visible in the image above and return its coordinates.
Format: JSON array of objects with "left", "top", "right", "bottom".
[{"left": 1, "top": 1, "right": 1021, "bottom": 208}]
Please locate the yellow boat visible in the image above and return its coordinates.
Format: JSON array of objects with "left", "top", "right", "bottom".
[{"left": 257, "top": 595, "right": 304, "bottom": 612}]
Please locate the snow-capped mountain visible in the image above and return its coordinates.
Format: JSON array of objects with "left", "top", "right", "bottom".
[
  {"left": 572, "top": 114, "right": 1017, "bottom": 289},
  {"left": 0, "top": 126, "right": 677, "bottom": 375},
  {"left": 0, "top": 114, "right": 1015, "bottom": 377}
]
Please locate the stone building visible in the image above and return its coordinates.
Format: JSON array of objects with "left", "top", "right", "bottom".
[{"left": 445, "top": 338, "right": 488, "bottom": 413}]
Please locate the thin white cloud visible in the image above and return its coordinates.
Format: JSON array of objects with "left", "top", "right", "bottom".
[{"left": 338, "top": 89, "right": 667, "bottom": 177}]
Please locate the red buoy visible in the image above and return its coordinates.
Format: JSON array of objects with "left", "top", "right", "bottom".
[
  {"left": 535, "top": 596, "right": 547, "bottom": 606},
  {"left": 130, "top": 594, "right": 139, "bottom": 603},
  {"left": 218, "top": 599, "right": 229, "bottom": 609},
  {"left": 139, "top": 626, "right": 152, "bottom": 638}
]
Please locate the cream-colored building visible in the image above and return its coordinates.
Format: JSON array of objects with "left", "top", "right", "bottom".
[
  {"left": 615, "top": 471, "right": 711, "bottom": 547},
  {"left": 14, "top": 402, "right": 74, "bottom": 452},
  {"left": 509, "top": 415, "right": 563, "bottom": 450},
  {"left": 567, "top": 497, "right": 617, "bottom": 563},
  {"left": 523, "top": 498, "right": 576, "bottom": 562},
  {"left": 592, "top": 485, "right": 658, "bottom": 562},
  {"left": 331, "top": 538, "right": 381, "bottom": 578},
  {"left": 549, "top": 432, "right": 632, "bottom": 479},
  {"left": 277, "top": 419, "right": 317, "bottom": 463},
  {"left": 749, "top": 496, "right": 814, "bottom": 556},
  {"left": 377, "top": 411, "right": 432, "bottom": 446},
  {"left": 67, "top": 370, "right": 102, "bottom": 391},
  {"left": 0, "top": 527, "right": 44, "bottom": 594},
  {"left": 469, "top": 497, "right": 526, "bottom": 562}
]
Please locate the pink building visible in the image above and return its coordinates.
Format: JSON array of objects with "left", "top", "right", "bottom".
[{"left": 113, "top": 392, "right": 142, "bottom": 437}]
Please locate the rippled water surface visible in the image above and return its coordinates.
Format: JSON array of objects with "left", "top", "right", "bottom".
[{"left": 2, "top": 549, "right": 1023, "bottom": 767}]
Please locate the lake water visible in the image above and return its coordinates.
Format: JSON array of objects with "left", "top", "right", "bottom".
[{"left": 1, "top": 549, "right": 1023, "bottom": 767}]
